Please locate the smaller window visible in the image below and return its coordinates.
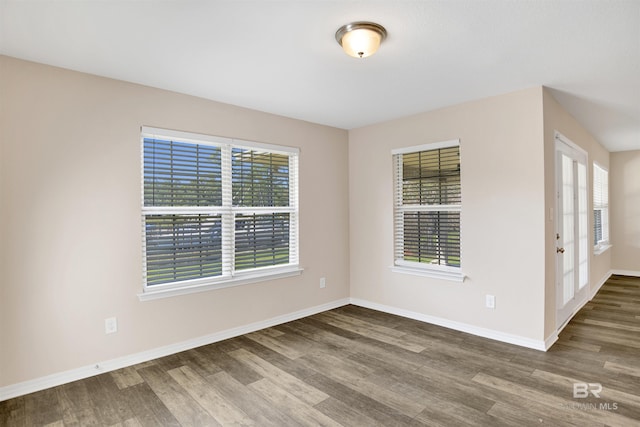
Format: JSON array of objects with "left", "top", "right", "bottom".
[
  {"left": 391, "top": 140, "right": 463, "bottom": 281},
  {"left": 593, "top": 163, "right": 609, "bottom": 253}
]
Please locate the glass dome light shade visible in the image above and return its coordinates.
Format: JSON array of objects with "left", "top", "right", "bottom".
[{"left": 336, "top": 22, "right": 387, "bottom": 58}]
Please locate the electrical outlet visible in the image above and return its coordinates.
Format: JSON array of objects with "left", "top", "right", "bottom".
[
  {"left": 485, "top": 295, "right": 496, "bottom": 309},
  {"left": 320, "top": 277, "right": 326, "bottom": 288},
  {"left": 105, "top": 317, "right": 118, "bottom": 334}
]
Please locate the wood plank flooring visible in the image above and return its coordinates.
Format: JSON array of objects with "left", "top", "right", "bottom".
[{"left": 2, "top": 275, "right": 639, "bottom": 426}]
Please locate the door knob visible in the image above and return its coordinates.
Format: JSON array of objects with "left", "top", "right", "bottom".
[{"left": 557, "top": 247, "right": 565, "bottom": 253}]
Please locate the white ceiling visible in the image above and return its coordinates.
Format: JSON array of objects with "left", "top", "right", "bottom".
[{"left": 1, "top": 0, "right": 639, "bottom": 152}]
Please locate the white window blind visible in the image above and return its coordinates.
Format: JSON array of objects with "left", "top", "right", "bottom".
[
  {"left": 593, "top": 163, "right": 609, "bottom": 249},
  {"left": 392, "top": 140, "right": 462, "bottom": 280},
  {"left": 141, "top": 127, "right": 299, "bottom": 294}
]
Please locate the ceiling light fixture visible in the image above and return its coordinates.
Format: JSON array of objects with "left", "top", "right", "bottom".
[{"left": 335, "top": 21, "right": 387, "bottom": 58}]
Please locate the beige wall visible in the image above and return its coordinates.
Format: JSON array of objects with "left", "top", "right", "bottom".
[
  {"left": 542, "top": 89, "right": 611, "bottom": 338},
  {"left": 0, "top": 56, "right": 350, "bottom": 388},
  {"left": 349, "top": 87, "right": 548, "bottom": 342},
  {"left": 611, "top": 150, "right": 640, "bottom": 273},
  {"left": 0, "top": 58, "right": 6, "bottom": 388},
  {"left": 1, "top": 54, "right": 625, "bottom": 392}
]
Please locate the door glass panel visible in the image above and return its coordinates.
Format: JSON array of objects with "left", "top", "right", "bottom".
[
  {"left": 562, "top": 154, "right": 575, "bottom": 305},
  {"left": 578, "top": 163, "right": 588, "bottom": 289}
]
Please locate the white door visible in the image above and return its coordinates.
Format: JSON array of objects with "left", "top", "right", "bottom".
[{"left": 556, "top": 135, "right": 589, "bottom": 329}]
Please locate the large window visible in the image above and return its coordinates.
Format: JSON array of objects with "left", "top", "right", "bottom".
[
  {"left": 141, "top": 127, "right": 299, "bottom": 299},
  {"left": 392, "top": 140, "right": 463, "bottom": 281},
  {"left": 593, "top": 163, "right": 609, "bottom": 253}
]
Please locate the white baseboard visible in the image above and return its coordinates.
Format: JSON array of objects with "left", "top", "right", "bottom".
[
  {"left": 588, "top": 270, "right": 640, "bottom": 301},
  {"left": 591, "top": 270, "right": 613, "bottom": 299},
  {"left": 0, "top": 298, "right": 350, "bottom": 402},
  {"left": 611, "top": 269, "right": 640, "bottom": 278},
  {"left": 349, "top": 298, "right": 549, "bottom": 351},
  {"left": 544, "top": 332, "right": 558, "bottom": 350},
  {"left": 553, "top": 270, "right": 617, "bottom": 346}
]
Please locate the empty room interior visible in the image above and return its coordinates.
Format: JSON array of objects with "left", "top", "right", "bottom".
[{"left": 1, "top": 1, "right": 639, "bottom": 425}]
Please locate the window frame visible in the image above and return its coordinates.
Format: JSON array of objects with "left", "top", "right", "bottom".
[
  {"left": 139, "top": 126, "right": 301, "bottom": 301},
  {"left": 391, "top": 139, "right": 464, "bottom": 282},
  {"left": 592, "top": 162, "right": 611, "bottom": 255}
]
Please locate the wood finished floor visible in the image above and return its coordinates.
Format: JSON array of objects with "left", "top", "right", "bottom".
[{"left": 1, "top": 275, "right": 639, "bottom": 426}]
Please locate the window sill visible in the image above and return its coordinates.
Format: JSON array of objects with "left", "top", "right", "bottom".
[
  {"left": 138, "top": 266, "right": 304, "bottom": 301},
  {"left": 594, "top": 244, "right": 612, "bottom": 256},
  {"left": 390, "top": 264, "right": 465, "bottom": 282}
]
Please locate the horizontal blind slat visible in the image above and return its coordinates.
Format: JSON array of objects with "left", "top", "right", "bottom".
[
  {"left": 394, "top": 144, "right": 461, "bottom": 268},
  {"left": 142, "top": 130, "right": 298, "bottom": 289},
  {"left": 144, "top": 214, "right": 223, "bottom": 286},
  {"left": 144, "top": 138, "right": 222, "bottom": 208}
]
